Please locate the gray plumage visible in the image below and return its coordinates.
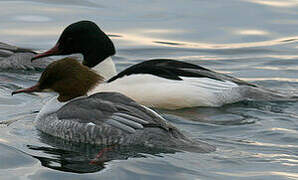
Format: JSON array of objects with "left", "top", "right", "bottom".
[
  {"left": 0, "top": 42, "right": 51, "bottom": 70},
  {"left": 36, "top": 92, "right": 216, "bottom": 153}
]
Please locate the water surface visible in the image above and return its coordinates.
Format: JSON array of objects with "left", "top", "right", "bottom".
[{"left": 0, "top": 0, "right": 298, "bottom": 179}]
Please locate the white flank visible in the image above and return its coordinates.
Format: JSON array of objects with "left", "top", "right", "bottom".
[{"left": 88, "top": 74, "right": 244, "bottom": 109}]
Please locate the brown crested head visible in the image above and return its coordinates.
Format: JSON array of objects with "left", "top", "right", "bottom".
[{"left": 12, "top": 57, "right": 103, "bottom": 102}]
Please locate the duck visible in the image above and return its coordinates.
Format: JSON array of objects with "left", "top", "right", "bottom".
[
  {"left": 12, "top": 57, "right": 215, "bottom": 153},
  {"left": 30, "top": 21, "right": 296, "bottom": 109},
  {"left": 0, "top": 42, "right": 51, "bottom": 70}
]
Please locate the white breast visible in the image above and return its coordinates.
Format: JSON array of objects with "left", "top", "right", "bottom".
[
  {"left": 92, "top": 57, "right": 117, "bottom": 80},
  {"left": 35, "top": 96, "right": 66, "bottom": 121},
  {"left": 88, "top": 74, "right": 244, "bottom": 109}
]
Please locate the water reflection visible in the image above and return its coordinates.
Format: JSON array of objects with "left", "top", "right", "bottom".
[
  {"left": 234, "top": 29, "right": 270, "bottom": 36},
  {"left": 242, "top": 77, "right": 298, "bottom": 82},
  {"left": 27, "top": 145, "right": 105, "bottom": 173},
  {"left": 216, "top": 171, "right": 298, "bottom": 179},
  {"left": 161, "top": 107, "right": 256, "bottom": 126},
  {"left": 245, "top": 140, "right": 298, "bottom": 148},
  {"left": 255, "top": 66, "right": 298, "bottom": 70},
  {"left": 0, "top": 27, "right": 61, "bottom": 36},
  {"left": 0, "top": 0, "right": 298, "bottom": 178},
  {"left": 13, "top": 15, "right": 52, "bottom": 22},
  {"left": 27, "top": 132, "right": 177, "bottom": 174},
  {"left": 2, "top": 0, "right": 102, "bottom": 8},
  {"left": 245, "top": 0, "right": 298, "bottom": 8},
  {"left": 117, "top": 32, "right": 298, "bottom": 49}
]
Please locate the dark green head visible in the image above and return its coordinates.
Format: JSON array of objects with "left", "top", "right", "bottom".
[{"left": 32, "top": 20, "right": 116, "bottom": 68}]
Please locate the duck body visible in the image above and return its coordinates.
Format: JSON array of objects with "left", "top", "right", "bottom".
[
  {"left": 35, "top": 92, "right": 215, "bottom": 152},
  {"left": 13, "top": 58, "right": 215, "bottom": 153},
  {"left": 30, "top": 21, "right": 296, "bottom": 109},
  {"left": 90, "top": 58, "right": 292, "bottom": 109}
]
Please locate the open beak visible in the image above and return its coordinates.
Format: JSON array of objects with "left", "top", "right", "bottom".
[
  {"left": 12, "top": 83, "right": 41, "bottom": 96},
  {"left": 31, "top": 43, "right": 60, "bottom": 62}
]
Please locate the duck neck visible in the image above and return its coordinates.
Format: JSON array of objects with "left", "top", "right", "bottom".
[{"left": 92, "top": 56, "right": 117, "bottom": 80}]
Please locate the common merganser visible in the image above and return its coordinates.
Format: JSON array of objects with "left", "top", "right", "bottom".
[
  {"left": 12, "top": 58, "right": 215, "bottom": 153},
  {"left": 0, "top": 42, "right": 51, "bottom": 70},
  {"left": 30, "top": 21, "right": 295, "bottom": 109}
]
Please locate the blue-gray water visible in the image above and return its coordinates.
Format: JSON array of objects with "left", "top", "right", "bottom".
[{"left": 1, "top": 0, "right": 298, "bottom": 179}]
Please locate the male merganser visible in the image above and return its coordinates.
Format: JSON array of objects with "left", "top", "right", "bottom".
[
  {"left": 30, "top": 21, "right": 295, "bottom": 109},
  {"left": 12, "top": 58, "right": 215, "bottom": 153}
]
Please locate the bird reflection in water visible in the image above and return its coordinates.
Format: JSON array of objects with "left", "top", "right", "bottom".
[{"left": 27, "top": 132, "right": 177, "bottom": 174}]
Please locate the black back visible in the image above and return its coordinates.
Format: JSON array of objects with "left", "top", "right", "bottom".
[
  {"left": 107, "top": 59, "right": 257, "bottom": 87},
  {"left": 108, "top": 59, "right": 221, "bottom": 82}
]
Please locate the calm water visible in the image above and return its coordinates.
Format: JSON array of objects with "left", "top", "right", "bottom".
[{"left": 0, "top": 0, "right": 298, "bottom": 179}]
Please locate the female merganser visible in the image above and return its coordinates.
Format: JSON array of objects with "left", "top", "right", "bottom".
[
  {"left": 30, "top": 21, "right": 295, "bottom": 109},
  {"left": 12, "top": 58, "right": 215, "bottom": 153}
]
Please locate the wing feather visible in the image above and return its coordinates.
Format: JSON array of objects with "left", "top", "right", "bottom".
[{"left": 56, "top": 92, "right": 167, "bottom": 133}]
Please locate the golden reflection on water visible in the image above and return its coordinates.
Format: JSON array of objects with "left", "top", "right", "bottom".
[
  {"left": 264, "top": 55, "right": 298, "bottom": 59},
  {"left": 248, "top": 140, "right": 298, "bottom": 148},
  {"left": 0, "top": 27, "right": 62, "bottom": 36},
  {"left": 272, "top": 172, "right": 298, "bottom": 180},
  {"left": 241, "top": 77, "right": 298, "bottom": 82},
  {"left": 234, "top": 29, "right": 270, "bottom": 36},
  {"left": 32, "top": 7, "right": 78, "bottom": 13},
  {"left": 177, "top": 54, "right": 298, "bottom": 62},
  {"left": 253, "top": 153, "right": 294, "bottom": 158},
  {"left": 255, "top": 66, "right": 298, "bottom": 70},
  {"left": 0, "top": 138, "right": 8, "bottom": 143},
  {"left": 280, "top": 158, "right": 298, "bottom": 163},
  {"left": 282, "top": 163, "right": 298, "bottom": 167},
  {"left": 270, "top": 128, "right": 298, "bottom": 134},
  {"left": 253, "top": 152, "right": 298, "bottom": 166},
  {"left": 117, "top": 32, "right": 298, "bottom": 49},
  {"left": 0, "top": 23, "right": 297, "bottom": 50},
  {"left": 137, "top": 28, "right": 184, "bottom": 34},
  {"left": 215, "top": 171, "right": 298, "bottom": 179},
  {"left": 245, "top": 0, "right": 298, "bottom": 7}
]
